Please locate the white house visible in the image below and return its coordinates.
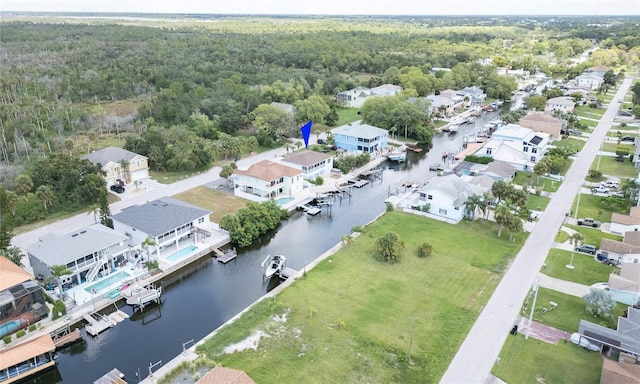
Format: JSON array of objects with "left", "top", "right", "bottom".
[
  {"left": 112, "top": 197, "right": 212, "bottom": 262},
  {"left": 84, "top": 147, "right": 149, "bottom": 187},
  {"left": 232, "top": 159, "right": 303, "bottom": 202},
  {"left": 336, "top": 84, "right": 402, "bottom": 108},
  {"left": 281, "top": 150, "right": 333, "bottom": 181},
  {"left": 27, "top": 224, "right": 130, "bottom": 292},
  {"left": 458, "top": 86, "right": 486, "bottom": 107},
  {"left": 440, "top": 89, "right": 466, "bottom": 111},
  {"left": 490, "top": 124, "right": 550, "bottom": 163},
  {"left": 575, "top": 74, "right": 604, "bottom": 91},
  {"left": 611, "top": 207, "right": 640, "bottom": 235},
  {"left": 270, "top": 102, "right": 296, "bottom": 116},
  {"left": 544, "top": 97, "right": 576, "bottom": 113},
  {"left": 426, "top": 94, "right": 454, "bottom": 116},
  {"left": 370, "top": 84, "right": 403, "bottom": 97},
  {"left": 416, "top": 174, "right": 488, "bottom": 223}
]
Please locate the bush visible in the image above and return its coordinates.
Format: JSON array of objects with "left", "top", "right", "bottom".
[
  {"left": 52, "top": 299, "right": 66, "bottom": 320},
  {"left": 3, "top": 335, "right": 11, "bottom": 344},
  {"left": 146, "top": 260, "right": 160, "bottom": 270},
  {"left": 16, "top": 330, "right": 26, "bottom": 338},
  {"left": 588, "top": 169, "right": 602, "bottom": 179},
  {"left": 314, "top": 176, "right": 324, "bottom": 185},
  {"left": 351, "top": 225, "right": 364, "bottom": 233},
  {"left": 417, "top": 242, "right": 433, "bottom": 258},
  {"left": 385, "top": 202, "right": 394, "bottom": 212},
  {"left": 28, "top": 324, "right": 36, "bottom": 332},
  {"left": 464, "top": 155, "right": 493, "bottom": 164}
]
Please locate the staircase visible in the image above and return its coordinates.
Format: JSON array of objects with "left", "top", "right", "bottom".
[{"left": 86, "top": 253, "right": 108, "bottom": 282}]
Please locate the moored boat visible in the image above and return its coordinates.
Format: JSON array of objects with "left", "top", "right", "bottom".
[{"left": 264, "top": 255, "right": 286, "bottom": 278}]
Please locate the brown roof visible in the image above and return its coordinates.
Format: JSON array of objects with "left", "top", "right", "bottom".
[
  {"left": 612, "top": 207, "right": 640, "bottom": 225},
  {"left": 590, "top": 65, "right": 611, "bottom": 72},
  {"left": 196, "top": 366, "right": 256, "bottom": 384},
  {"left": 233, "top": 160, "right": 301, "bottom": 182},
  {"left": 620, "top": 262, "right": 640, "bottom": 284},
  {"left": 0, "top": 334, "right": 55, "bottom": 371},
  {"left": 624, "top": 231, "right": 640, "bottom": 246},
  {"left": 600, "top": 239, "right": 640, "bottom": 255},
  {"left": 0, "top": 256, "right": 32, "bottom": 292},
  {"left": 608, "top": 273, "right": 640, "bottom": 292},
  {"left": 282, "top": 150, "right": 332, "bottom": 167},
  {"left": 519, "top": 111, "right": 562, "bottom": 125},
  {"left": 601, "top": 357, "right": 640, "bottom": 384}
]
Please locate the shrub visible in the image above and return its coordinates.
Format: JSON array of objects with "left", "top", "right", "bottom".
[
  {"left": 51, "top": 299, "right": 66, "bottom": 320},
  {"left": 3, "top": 336, "right": 11, "bottom": 345},
  {"left": 588, "top": 169, "right": 602, "bottom": 179},
  {"left": 28, "top": 324, "right": 36, "bottom": 332},
  {"left": 16, "top": 330, "right": 26, "bottom": 338},
  {"left": 464, "top": 155, "right": 493, "bottom": 164},
  {"left": 314, "top": 176, "right": 324, "bottom": 185},
  {"left": 385, "top": 202, "right": 394, "bottom": 212},
  {"left": 417, "top": 242, "right": 433, "bottom": 258},
  {"left": 351, "top": 225, "right": 364, "bottom": 233}
]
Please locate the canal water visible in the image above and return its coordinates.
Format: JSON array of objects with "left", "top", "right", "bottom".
[{"left": 30, "top": 109, "right": 502, "bottom": 383}]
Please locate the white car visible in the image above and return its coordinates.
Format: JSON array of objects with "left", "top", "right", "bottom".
[
  {"left": 569, "top": 333, "right": 600, "bottom": 351},
  {"left": 592, "top": 186, "right": 609, "bottom": 194}
]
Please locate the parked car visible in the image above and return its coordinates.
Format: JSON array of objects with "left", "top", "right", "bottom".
[
  {"left": 601, "top": 180, "right": 620, "bottom": 189},
  {"left": 615, "top": 156, "right": 627, "bottom": 163},
  {"left": 317, "top": 139, "right": 327, "bottom": 145},
  {"left": 577, "top": 218, "right": 601, "bottom": 228},
  {"left": 570, "top": 333, "right": 600, "bottom": 351},
  {"left": 591, "top": 186, "right": 609, "bottom": 194},
  {"left": 575, "top": 244, "right": 597, "bottom": 255},
  {"left": 567, "top": 129, "right": 583, "bottom": 136},
  {"left": 621, "top": 136, "right": 636, "bottom": 142},
  {"left": 110, "top": 184, "right": 125, "bottom": 194}
]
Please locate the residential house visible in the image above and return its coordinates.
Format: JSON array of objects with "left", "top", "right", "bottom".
[
  {"left": 196, "top": 366, "right": 256, "bottom": 384},
  {"left": 586, "top": 65, "right": 610, "bottom": 77},
  {"left": 611, "top": 207, "right": 640, "bottom": 235},
  {"left": 84, "top": 147, "right": 149, "bottom": 187},
  {"left": 415, "top": 174, "right": 489, "bottom": 223},
  {"left": 112, "top": 197, "right": 212, "bottom": 262},
  {"left": 439, "top": 90, "right": 466, "bottom": 111},
  {"left": 563, "top": 85, "right": 592, "bottom": 99},
  {"left": 429, "top": 67, "right": 452, "bottom": 74},
  {"left": 518, "top": 112, "right": 566, "bottom": 139},
  {"left": 599, "top": 238, "right": 640, "bottom": 265},
  {"left": 577, "top": 306, "right": 640, "bottom": 363},
  {"left": 0, "top": 257, "right": 47, "bottom": 339},
  {"left": 480, "top": 139, "right": 533, "bottom": 171},
  {"left": 497, "top": 68, "right": 530, "bottom": 80},
  {"left": 608, "top": 261, "right": 640, "bottom": 306},
  {"left": 232, "top": 160, "right": 303, "bottom": 202},
  {"left": 490, "top": 124, "right": 550, "bottom": 163},
  {"left": 336, "top": 87, "right": 371, "bottom": 108},
  {"left": 336, "top": 84, "right": 402, "bottom": 108},
  {"left": 269, "top": 102, "right": 296, "bottom": 116},
  {"left": 0, "top": 334, "right": 56, "bottom": 382},
  {"left": 281, "top": 150, "right": 333, "bottom": 181},
  {"left": 480, "top": 161, "right": 517, "bottom": 181},
  {"left": 575, "top": 74, "right": 604, "bottom": 91},
  {"left": 27, "top": 224, "right": 130, "bottom": 293},
  {"left": 458, "top": 86, "right": 486, "bottom": 107},
  {"left": 599, "top": 358, "right": 640, "bottom": 384},
  {"left": 426, "top": 95, "right": 454, "bottom": 117},
  {"left": 331, "top": 121, "right": 388, "bottom": 153},
  {"left": 544, "top": 97, "right": 576, "bottom": 113}
]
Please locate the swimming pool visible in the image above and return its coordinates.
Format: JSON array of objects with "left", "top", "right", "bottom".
[
  {"left": 0, "top": 319, "right": 22, "bottom": 338},
  {"left": 276, "top": 196, "right": 294, "bottom": 206},
  {"left": 85, "top": 271, "right": 130, "bottom": 294},
  {"left": 167, "top": 245, "right": 198, "bottom": 262}
]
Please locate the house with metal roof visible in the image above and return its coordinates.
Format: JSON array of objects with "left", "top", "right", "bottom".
[
  {"left": 577, "top": 306, "right": 640, "bottom": 363},
  {"left": 518, "top": 111, "right": 566, "bottom": 139},
  {"left": 281, "top": 150, "right": 333, "bottom": 181},
  {"left": 336, "top": 84, "right": 402, "bottom": 108},
  {"left": 0, "top": 333, "right": 56, "bottom": 383},
  {"left": 490, "top": 124, "right": 550, "bottom": 163},
  {"left": 544, "top": 97, "right": 576, "bottom": 113},
  {"left": 575, "top": 73, "right": 604, "bottom": 91},
  {"left": 458, "top": 86, "right": 486, "bottom": 106},
  {"left": 112, "top": 197, "right": 212, "bottom": 262},
  {"left": 331, "top": 121, "right": 388, "bottom": 153},
  {"left": 414, "top": 174, "right": 489, "bottom": 223},
  {"left": 84, "top": 146, "right": 149, "bottom": 187},
  {"left": 232, "top": 160, "right": 303, "bottom": 203},
  {"left": 0, "top": 257, "right": 47, "bottom": 340},
  {"left": 27, "top": 224, "right": 129, "bottom": 292}
]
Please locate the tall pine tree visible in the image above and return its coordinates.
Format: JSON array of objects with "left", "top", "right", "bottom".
[{"left": 98, "top": 189, "right": 113, "bottom": 229}]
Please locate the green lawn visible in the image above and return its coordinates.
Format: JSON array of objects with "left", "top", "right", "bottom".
[
  {"left": 173, "top": 186, "right": 248, "bottom": 223},
  {"left": 149, "top": 166, "right": 212, "bottom": 184},
  {"left": 433, "top": 120, "right": 448, "bottom": 128},
  {"left": 194, "top": 212, "right": 526, "bottom": 383},
  {"left": 336, "top": 107, "right": 362, "bottom": 126},
  {"left": 527, "top": 194, "right": 550, "bottom": 211},
  {"left": 576, "top": 105, "right": 606, "bottom": 117},
  {"left": 590, "top": 156, "right": 638, "bottom": 178},
  {"left": 513, "top": 171, "right": 562, "bottom": 192},
  {"left": 493, "top": 331, "right": 602, "bottom": 384},
  {"left": 580, "top": 119, "right": 598, "bottom": 128},
  {"left": 543, "top": 249, "right": 617, "bottom": 286},
  {"left": 555, "top": 228, "right": 570, "bottom": 243},
  {"left": 565, "top": 224, "right": 623, "bottom": 248},
  {"left": 553, "top": 138, "right": 585, "bottom": 153}
]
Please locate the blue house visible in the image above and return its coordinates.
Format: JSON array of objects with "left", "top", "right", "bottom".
[{"left": 331, "top": 121, "right": 388, "bottom": 153}]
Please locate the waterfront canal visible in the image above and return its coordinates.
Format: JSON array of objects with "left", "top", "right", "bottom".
[{"left": 31, "top": 110, "right": 502, "bottom": 383}]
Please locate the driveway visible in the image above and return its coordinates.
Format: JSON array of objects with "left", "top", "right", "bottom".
[{"left": 440, "top": 77, "right": 635, "bottom": 384}]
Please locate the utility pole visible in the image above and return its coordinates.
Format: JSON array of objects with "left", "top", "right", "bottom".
[{"left": 526, "top": 277, "right": 540, "bottom": 340}]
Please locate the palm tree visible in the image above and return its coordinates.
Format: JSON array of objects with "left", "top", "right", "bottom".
[
  {"left": 566, "top": 232, "right": 584, "bottom": 269},
  {"left": 507, "top": 215, "right": 523, "bottom": 242},
  {"left": 464, "top": 194, "right": 483, "bottom": 221},
  {"left": 494, "top": 204, "right": 511, "bottom": 238},
  {"left": 583, "top": 288, "right": 614, "bottom": 319},
  {"left": 87, "top": 204, "right": 100, "bottom": 223},
  {"left": 141, "top": 236, "right": 158, "bottom": 261},
  {"left": 49, "top": 264, "right": 72, "bottom": 295},
  {"left": 491, "top": 180, "right": 510, "bottom": 205},
  {"left": 341, "top": 234, "right": 353, "bottom": 247},
  {"left": 35, "top": 185, "right": 54, "bottom": 211},
  {"left": 15, "top": 174, "right": 33, "bottom": 200},
  {"left": 119, "top": 159, "right": 130, "bottom": 184}
]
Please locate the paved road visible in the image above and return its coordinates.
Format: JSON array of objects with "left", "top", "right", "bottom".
[{"left": 441, "top": 77, "right": 635, "bottom": 384}]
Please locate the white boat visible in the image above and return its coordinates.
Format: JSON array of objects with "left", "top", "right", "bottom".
[
  {"left": 264, "top": 255, "right": 286, "bottom": 278},
  {"left": 387, "top": 151, "right": 407, "bottom": 162}
]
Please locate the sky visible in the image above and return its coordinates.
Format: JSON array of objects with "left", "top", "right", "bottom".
[{"left": 2, "top": 0, "right": 640, "bottom": 16}]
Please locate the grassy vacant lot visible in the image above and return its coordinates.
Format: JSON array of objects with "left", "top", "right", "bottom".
[
  {"left": 571, "top": 193, "right": 630, "bottom": 223},
  {"left": 513, "top": 171, "right": 562, "bottom": 192},
  {"left": 553, "top": 138, "right": 585, "bottom": 153},
  {"left": 543, "top": 249, "right": 617, "bottom": 286},
  {"left": 150, "top": 166, "right": 211, "bottom": 184},
  {"left": 565, "top": 224, "right": 622, "bottom": 248},
  {"left": 173, "top": 186, "right": 248, "bottom": 223},
  {"left": 528, "top": 194, "right": 550, "bottom": 211},
  {"left": 195, "top": 212, "right": 526, "bottom": 383},
  {"left": 581, "top": 119, "right": 598, "bottom": 128},
  {"left": 590, "top": 156, "right": 638, "bottom": 178},
  {"left": 336, "top": 107, "right": 362, "bottom": 126},
  {"left": 493, "top": 333, "right": 603, "bottom": 383},
  {"left": 576, "top": 105, "right": 606, "bottom": 117}
]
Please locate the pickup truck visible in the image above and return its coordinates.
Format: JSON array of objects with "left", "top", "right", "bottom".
[{"left": 577, "top": 218, "right": 601, "bottom": 228}]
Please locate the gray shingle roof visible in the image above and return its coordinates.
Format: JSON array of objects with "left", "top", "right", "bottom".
[
  {"left": 331, "top": 121, "right": 387, "bottom": 140},
  {"left": 84, "top": 146, "right": 143, "bottom": 166},
  {"left": 112, "top": 197, "right": 210, "bottom": 237},
  {"left": 27, "top": 224, "right": 128, "bottom": 266},
  {"left": 282, "top": 150, "right": 332, "bottom": 167}
]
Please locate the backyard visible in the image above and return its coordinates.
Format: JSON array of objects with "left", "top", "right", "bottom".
[
  {"left": 571, "top": 192, "right": 630, "bottom": 223},
  {"left": 173, "top": 186, "right": 248, "bottom": 223},
  {"left": 193, "top": 212, "right": 526, "bottom": 383}
]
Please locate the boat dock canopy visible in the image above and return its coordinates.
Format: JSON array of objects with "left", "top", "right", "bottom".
[{"left": 0, "top": 334, "right": 55, "bottom": 371}]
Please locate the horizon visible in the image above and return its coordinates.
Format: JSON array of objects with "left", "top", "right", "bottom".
[{"left": 2, "top": 0, "right": 639, "bottom": 17}]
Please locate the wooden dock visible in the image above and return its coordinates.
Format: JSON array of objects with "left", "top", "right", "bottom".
[
  {"left": 94, "top": 368, "right": 127, "bottom": 384},
  {"left": 83, "top": 313, "right": 114, "bottom": 336},
  {"left": 278, "top": 267, "right": 298, "bottom": 279},
  {"left": 212, "top": 247, "right": 238, "bottom": 263},
  {"left": 51, "top": 326, "right": 83, "bottom": 350},
  {"left": 125, "top": 285, "right": 162, "bottom": 310},
  {"left": 348, "top": 179, "right": 370, "bottom": 188}
]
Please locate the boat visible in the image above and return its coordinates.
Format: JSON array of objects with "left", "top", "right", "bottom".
[
  {"left": 264, "top": 255, "right": 286, "bottom": 278},
  {"left": 387, "top": 151, "right": 407, "bottom": 162}
]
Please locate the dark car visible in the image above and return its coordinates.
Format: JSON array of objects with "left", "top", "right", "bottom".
[
  {"left": 110, "top": 184, "right": 125, "bottom": 194},
  {"left": 317, "top": 139, "right": 327, "bottom": 145},
  {"left": 621, "top": 136, "right": 635, "bottom": 142},
  {"left": 575, "top": 244, "right": 597, "bottom": 255}
]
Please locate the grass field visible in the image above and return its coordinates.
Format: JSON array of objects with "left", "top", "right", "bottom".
[
  {"left": 527, "top": 194, "right": 550, "bottom": 211},
  {"left": 195, "top": 212, "right": 526, "bottom": 383},
  {"left": 336, "top": 107, "right": 362, "bottom": 126},
  {"left": 543, "top": 249, "right": 617, "bottom": 286},
  {"left": 580, "top": 119, "right": 598, "bottom": 128},
  {"left": 576, "top": 105, "right": 606, "bottom": 117},
  {"left": 513, "top": 171, "right": 563, "bottom": 192},
  {"left": 493, "top": 332, "right": 603, "bottom": 383},
  {"left": 172, "top": 186, "right": 247, "bottom": 223},
  {"left": 590, "top": 156, "right": 638, "bottom": 178},
  {"left": 565, "top": 224, "right": 622, "bottom": 247},
  {"left": 552, "top": 138, "right": 585, "bottom": 153}
]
